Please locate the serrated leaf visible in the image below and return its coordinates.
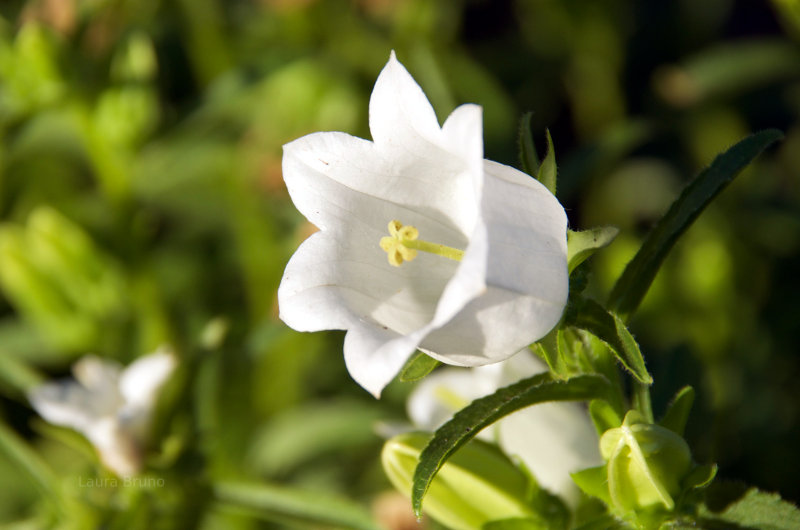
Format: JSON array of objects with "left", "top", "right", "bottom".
[
  {"left": 518, "top": 112, "right": 540, "bottom": 176},
  {"left": 569, "top": 298, "right": 652, "bottom": 384},
  {"left": 567, "top": 227, "right": 620, "bottom": 273},
  {"left": 608, "top": 129, "right": 783, "bottom": 318},
  {"left": 700, "top": 484, "right": 800, "bottom": 530},
  {"left": 399, "top": 351, "right": 441, "bottom": 382},
  {"left": 533, "top": 328, "right": 563, "bottom": 376},
  {"left": 537, "top": 129, "right": 557, "bottom": 195},
  {"left": 214, "top": 481, "right": 380, "bottom": 530},
  {"left": 659, "top": 386, "right": 695, "bottom": 436},
  {"left": 411, "top": 373, "right": 613, "bottom": 516}
]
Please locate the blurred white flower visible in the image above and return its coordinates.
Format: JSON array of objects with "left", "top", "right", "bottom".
[
  {"left": 407, "top": 353, "right": 601, "bottom": 504},
  {"left": 278, "top": 51, "right": 568, "bottom": 397},
  {"left": 28, "top": 348, "right": 176, "bottom": 477}
]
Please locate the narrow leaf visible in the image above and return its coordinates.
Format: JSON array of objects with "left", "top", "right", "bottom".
[
  {"left": 399, "top": 351, "right": 441, "bottom": 382},
  {"left": 411, "top": 373, "right": 612, "bottom": 516},
  {"left": 483, "top": 517, "right": 548, "bottom": 530},
  {"left": 0, "top": 421, "right": 63, "bottom": 512},
  {"left": 517, "top": 112, "right": 540, "bottom": 176},
  {"left": 569, "top": 298, "right": 652, "bottom": 384},
  {"left": 567, "top": 227, "right": 620, "bottom": 273},
  {"left": 659, "top": 386, "right": 695, "bottom": 436},
  {"left": 608, "top": 129, "right": 783, "bottom": 317},
  {"left": 537, "top": 129, "right": 557, "bottom": 195},
  {"left": 214, "top": 481, "right": 380, "bottom": 530}
]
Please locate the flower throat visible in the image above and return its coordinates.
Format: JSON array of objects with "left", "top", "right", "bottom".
[{"left": 379, "top": 220, "right": 464, "bottom": 267}]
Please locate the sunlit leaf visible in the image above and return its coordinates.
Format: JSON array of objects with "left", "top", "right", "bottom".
[
  {"left": 567, "top": 227, "right": 619, "bottom": 273},
  {"left": 568, "top": 298, "right": 652, "bottom": 384},
  {"left": 517, "top": 112, "right": 540, "bottom": 176},
  {"left": 411, "top": 373, "right": 613, "bottom": 516},
  {"left": 537, "top": 129, "right": 557, "bottom": 196},
  {"left": 608, "top": 129, "right": 783, "bottom": 318},
  {"left": 659, "top": 386, "right": 695, "bottom": 436},
  {"left": 399, "top": 351, "right": 441, "bottom": 382}
]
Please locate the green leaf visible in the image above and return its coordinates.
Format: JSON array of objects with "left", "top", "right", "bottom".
[
  {"left": 399, "top": 351, "right": 441, "bottom": 382},
  {"left": 533, "top": 329, "right": 563, "bottom": 376},
  {"left": 589, "top": 399, "right": 623, "bottom": 435},
  {"left": 536, "top": 129, "right": 557, "bottom": 196},
  {"left": 572, "top": 515, "right": 626, "bottom": 530},
  {"left": 213, "top": 481, "right": 380, "bottom": 530},
  {"left": 567, "top": 227, "right": 620, "bottom": 273},
  {"left": 659, "top": 386, "right": 695, "bottom": 436},
  {"left": 0, "top": 421, "right": 63, "bottom": 514},
  {"left": 411, "top": 373, "right": 613, "bottom": 516},
  {"left": 569, "top": 298, "right": 652, "bottom": 384},
  {"left": 700, "top": 483, "right": 800, "bottom": 530},
  {"left": 608, "top": 129, "right": 783, "bottom": 318},
  {"left": 683, "top": 463, "right": 717, "bottom": 490},
  {"left": 571, "top": 465, "right": 612, "bottom": 506},
  {"left": 483, "top": 517, "right": 549, "bottom": 530},
  {"left": 518, "top": 112, "right": 540, "bottom": 176},
  {"left": 249, "top": 399, "right": 382, "bottom": 476}
]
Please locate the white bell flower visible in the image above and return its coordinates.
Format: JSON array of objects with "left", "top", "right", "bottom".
[
  {"left": 278, "top": 51, "right": 568, "bottom": 397},
  {"left": 28, "top": 348, "right": 176, "bottom": 477},
  {"left": 407, "top": 353, "right": 601, "bottom": 504}
]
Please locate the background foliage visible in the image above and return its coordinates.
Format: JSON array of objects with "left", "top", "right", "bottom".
[{"left": 0, "top": 0, "right": 798, "bottom": 527}]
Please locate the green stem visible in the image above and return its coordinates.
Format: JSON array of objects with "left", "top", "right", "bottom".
[{"left": 632, "top": 381, "right": 654, "bottom": 423}]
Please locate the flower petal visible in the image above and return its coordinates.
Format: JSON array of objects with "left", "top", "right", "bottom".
[
  {"left": 283, "top": 130, "right": 476, "bottom": 238},
  {"left": 72, "top": 355, "right": 122, "bottom": 395},
  {"left": 343, "top": 323, "right": 418, "bottom": 398},
  {"left": 369, "top": 51, "right": 443, "bottom": 154},
  {"left": 28, "top": 381, "right": 98, "bottom": 433},
  {"left": 421, "top": 161, "right": 568, "bottom": 365},
  {"left": 498, "top": 400, "right": 602, "bottom": 502},
  {"left": 119, "top": 349, "right": 176, "bottom": 407}
]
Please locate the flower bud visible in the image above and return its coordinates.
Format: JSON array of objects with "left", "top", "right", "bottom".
[
  {"left": 600, "top": 411, "right": 692, "bottom": 513},
  {"left": 381, "top": 432, "right": 539, "bottom": 530}
]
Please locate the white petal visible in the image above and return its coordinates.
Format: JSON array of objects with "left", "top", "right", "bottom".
[
  {"left": 28, "top": 381, "right": 98, "bottom": 433},
  {"left": 283, "top": 130, "right": 476, "bottom": 237},
  {"left": 369, "top": 51, "right": 443, "bottom": 154},
  {"left": 280, "top": 230, "right": 454, "bottom": 334},
  {"left": 119, "top": 349, "right": 176, "bottom": 407},
  {"left": 441, "top": 103, "right": 484, "bottom": 180},
  {"left": 343, "top": 323, "right": 418, "bottom": 398},
  {"left": 72, "top": 355, "right": 122, "bottom": 396},
  {"left": 498, "top": 401, "right": 602, "bottom": 503},
  {"left": 421, "top": 161, "right": 568, "bottom": 366},
  {"left": 85, "top": 417, "right": 141, "bottom": 477},
  {"left": 336, "top": 219, "right": 489, "bottom": 396}
]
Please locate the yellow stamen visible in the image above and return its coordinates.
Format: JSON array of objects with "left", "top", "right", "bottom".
[{"left": 379, "top": 220, "right": 464, "bottom": 267}]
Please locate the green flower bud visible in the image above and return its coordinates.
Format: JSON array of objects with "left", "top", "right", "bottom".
[
  {"left": 382, "top": 432, "right": 539, "bottom": 530},
  {"left": 600, "top": 411, "right": 692, "bottom": 513}
]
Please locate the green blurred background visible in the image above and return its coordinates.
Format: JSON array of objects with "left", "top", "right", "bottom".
[{"left": 0, "top": 0, "right": 798, "bottom": 528}]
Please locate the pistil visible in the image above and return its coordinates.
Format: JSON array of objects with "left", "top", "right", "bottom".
[{"left": 380, "top": 220, "right": 464, "bottom": 267}]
